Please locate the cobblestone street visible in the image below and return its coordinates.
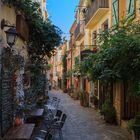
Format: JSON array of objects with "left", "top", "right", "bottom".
[{"left": 49, "top": 90, "right": 131, "bottom": 140}]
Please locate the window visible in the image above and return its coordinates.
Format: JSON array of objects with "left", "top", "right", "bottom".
[
  {"left": 126, "top": 0, "right": 135, "bottom": 19},
  {"left": 112, "top": 0, "right": 119, "bottom": 26}
]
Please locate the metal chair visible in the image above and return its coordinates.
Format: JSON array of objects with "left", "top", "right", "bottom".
[
  {"left": 44, "top": 110, "right": 63, "bottom": 130},
  {"left": 45, "top": 98, "right": 60, "bottom": 116},
  {"left": 41, "top": 114, "right": 67, "bottom": 140},
  {"left": 35, "top": 128, "right": 53, "bottom": 140},
  {"left": 50, "top": 113, "right": 67, "bottom": 140}
]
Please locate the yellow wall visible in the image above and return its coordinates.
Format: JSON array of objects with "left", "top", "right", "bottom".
[
  {"left": 83, "top": 1, "right": 111, "bottom": 95},
  {"left": 85, "top": 0, "right": 111, "bottom": 45},
  {"left": 0, "top": 5, "right": 28, "bottom": 61}
]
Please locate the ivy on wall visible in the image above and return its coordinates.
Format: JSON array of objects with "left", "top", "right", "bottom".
[
  {"left": 3, "top": 0, "right": 62, "bottom": 64},
  {"left": 2, "top": 0, "right": 62, "bottom": 100}
]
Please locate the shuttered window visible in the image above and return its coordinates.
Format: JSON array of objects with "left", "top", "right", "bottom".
[
  {"left": 112, "top": 0, "right": 119, "bottom": 26},
  {"left": 126, "top": 0, "right": 135, "bottom": 19}
]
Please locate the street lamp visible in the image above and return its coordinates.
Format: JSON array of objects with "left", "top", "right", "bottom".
[
  {"left": 5, "top": 27, "right": 18, "bottom": 47},
  {"left": 1, "top": 19, "right": 18, "bottom": 47}
]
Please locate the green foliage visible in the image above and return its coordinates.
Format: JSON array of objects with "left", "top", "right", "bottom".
[
  {"left": 127, "top": 119, "right": 136, "bottom": 133},
  {"left": 127, "top": 115, "right": 140, "bottom": 134},
  {"left": 14, "top": 103, "right": 25, "bottom": 118},
  {"left": 79, "top": 90, "right": 84, "bottom": 101},
  {"left": 79, "top": 90, "right": 89, "bottom": 107},
  {"left": 90, "top": 94, "right": 98, "bottom": 105},
  {"left": 46, "top": 64, "right": 52, "bottom": 70},
  {"left": 3, "top": 0, "right": 62, "bottom": 64},
  {"left": 101, "top": 98, "right": 116, "bottom": 123},
  {"left": 73, "top": 56, "right": 81, "bottom": 77},
  {"left": 36, "top": 97, "right": 46, "bottom": 108},
  {"left": 79, "top": 21, "right": 140, "bottom": 96},
  {"left": 3, "top": 0, "right": 62, "bottom": 104}
]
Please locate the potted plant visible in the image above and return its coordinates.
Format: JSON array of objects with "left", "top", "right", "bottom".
[
  {"left": 101, "top": 98, "right": 116, "bottom": 124},
  {"left": 127, "top": 115, "right": 140, "bottom": 140},
  {"left": 14, "top": 104, "right": 25, "bottom": 126},
  {"left": 74, "top": 91, "right": 79, "bottom": 100},
  {"left": 83, "top": 91, "right": 89, "bottom": 107},
  {"left": 90, "top": 94, "right": 98, "bottom": 108}
]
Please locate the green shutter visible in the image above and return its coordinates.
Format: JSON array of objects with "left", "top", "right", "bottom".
[
  {"left": 112, "top": 0, "right": 119, "bottom": 26},
  {"left": 126, "top": 0, "right": 135, "bottom": 19}
]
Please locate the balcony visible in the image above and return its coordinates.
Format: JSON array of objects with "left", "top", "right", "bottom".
[
  {"left": 85, "top": 0, "right": 109, "bottom": 29},
  {"left": 80, "top": 45, "right": 98, "bottom": 61},
  {"left": 74, "top": 21, "right": 85, "bottom": 40},
  {"left": 81, "top": 45, "right": 97, "bottom": 51}
]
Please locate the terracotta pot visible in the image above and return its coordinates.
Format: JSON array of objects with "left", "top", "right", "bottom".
[{"left": 15, "top": 117, "right": 22, "bottom": 126}]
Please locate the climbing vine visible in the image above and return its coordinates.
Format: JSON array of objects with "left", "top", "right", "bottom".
[
  {"left": 2, "top": 0, "right": 62, "bottom": 100},
  {"left": 3, "top": 0, "right": 62, "bottom": 64}
]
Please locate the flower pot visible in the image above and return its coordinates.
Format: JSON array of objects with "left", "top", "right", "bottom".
[{"left": 15, "top": 116, "right": 22, "bottom": 126}]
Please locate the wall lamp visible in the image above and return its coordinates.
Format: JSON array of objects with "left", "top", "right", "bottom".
[{"left": 1, "top": 19, "right": 18, "bottom": 47}]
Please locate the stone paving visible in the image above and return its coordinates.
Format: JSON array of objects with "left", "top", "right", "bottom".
[{"left": 49, "top": 90, "right": 131, "bottom": 140}]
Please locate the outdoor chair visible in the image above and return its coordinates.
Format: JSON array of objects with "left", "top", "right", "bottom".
[
  {"left": 47, "top": 97, "right": 58, "bottom": 106},
  {"left": 45, "top": 98, "right": 60, "bottom": 115},
  {"left": 44, "top": 110, "right": 63, "bottom": 127},
  {"left": 41, "top": 113, "right": 67, "bottom": 140},
  {"left": 35, "top": 127, "right": 54, "bottom": 140}
]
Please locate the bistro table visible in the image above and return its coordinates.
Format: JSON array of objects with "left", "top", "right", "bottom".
[
  {"left": 26, "top": 108, "right": 44, "bottom": 126},
  {"left": 3, "top": 123, "right": 35, "bottom": 140},
  {"left": 30, "top": 108, "right": 44, "bottom": 117}
]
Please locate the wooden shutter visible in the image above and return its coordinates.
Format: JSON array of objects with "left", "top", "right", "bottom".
[
  {"left": 126, "top": 0, "right": 135, "bottom": 19},
  {"left": 112, "top": 0, "right": 119, "bottom": 26}
]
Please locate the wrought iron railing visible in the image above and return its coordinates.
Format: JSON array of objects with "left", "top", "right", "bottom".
[{"left": 85, "top": 0, "right": 109, "bottom": 25}]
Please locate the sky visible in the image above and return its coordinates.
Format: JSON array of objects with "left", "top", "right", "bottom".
[{"left": 47, "top": 0, "right": 79, "bottom": 40}]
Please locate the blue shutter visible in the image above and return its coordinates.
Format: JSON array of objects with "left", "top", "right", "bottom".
[
  {"left": 126, "top": 0, "right": 135, "bottom": 19},
  {"left": 112, "top": 0, "right": 119, "bottom": 26}
]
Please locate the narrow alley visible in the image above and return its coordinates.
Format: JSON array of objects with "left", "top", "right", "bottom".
[
  {"left": 0, "top": 0, "right": 140, "bottom": 139},
  {"left": 49, "top": 90, "right": 131, "bottom": 140}
]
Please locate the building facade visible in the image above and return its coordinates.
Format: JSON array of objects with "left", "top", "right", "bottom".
[
  {"left": 111, "top": 0, "right": 140, "bottom": 127},
  {"left": 0, "top": 2, "right": 29, "bottom": 137},
  {"left": 32, "top": 0, "right": 48, "bottom": 19},
  {"left": 67, "top": 0, "right": 140, "bottom": 128},
  {"left": 69, "top": 21, "right": 77, "bottom": 95}
]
